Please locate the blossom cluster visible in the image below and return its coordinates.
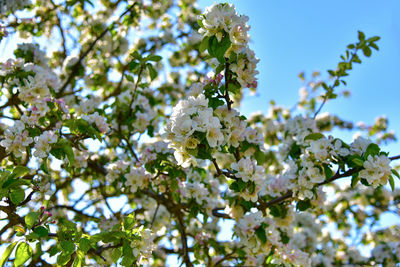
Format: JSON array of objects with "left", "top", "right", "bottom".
[
  {"left": 0, "top": 1, "right": 398, "bottom": 266},
  {"left": 234, "top": 211, "right": 311, "bottom": 266},
  {"left": 198, "top": 3, "right": 259, "bottom": 89},
  {"left": 166, "top": 93, "right": 223, "bottom": 166},
  {"left": 105, "top": 159, "right": 150, "bottom": 193}
]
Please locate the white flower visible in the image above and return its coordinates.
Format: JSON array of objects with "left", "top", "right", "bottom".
[
  {"left": 231, "top": 157, "right": 264, "bottom": 183},
  {"left": 350, "top": 136, "right": 371, "bottom": 155},
  {"left": 359, "top": 154, "right": 391, "bottom": 187},
  {"left": 82, "top": 112, "right": 109, "bottom": 132},
  {"left": 236, "top": 211, "right": 265, "bottom": 232},
  {"left": 308, "top": 137, "right": 331, "bottom": 161},
  {"left": 0, "top": 121, "right": 33, "bottom": 157},
  {"left": 206, "top": 127, "right": 224, "bottom": 148},
  {"left": 33, "top": 131, "right": 58, "bottom": 158},
  {"left": 125, "top": 167, "right": 150, "bottom": 193}
]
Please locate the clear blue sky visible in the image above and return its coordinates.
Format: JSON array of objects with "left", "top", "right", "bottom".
[{"left": 199, "top": 0, "right": 400, "bottom": 154}]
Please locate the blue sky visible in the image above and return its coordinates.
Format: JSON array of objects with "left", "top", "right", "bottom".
[{"left": 199, "top": 0, "right": 400, "bottom": 154}]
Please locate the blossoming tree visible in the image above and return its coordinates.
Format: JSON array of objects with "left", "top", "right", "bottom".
[{"left": 0, "top": 0, "right": 399, "bottom": 266}]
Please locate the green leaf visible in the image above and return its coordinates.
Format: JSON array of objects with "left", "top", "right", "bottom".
[
  {"left": 72, "top": 256, "right": 82, "bottom": 267},
  {"left": 147, "top": 63, "right": 157, "bottom": 81},
  {"left": 304, "top": 133, "right": 324, "bottom": 141},
  {"left": 57, "top": 252, "right": 71, "bottom": 266},
  {"left": 391, "top": 169, "right": 400, "bottom": 180},
  {"left": 227, "top": 81, "right": 241, "bottom": 94},
  {"left": 2, "top": 178, "right": 30, "bottom": 189},
  {"left": 12, "top": 166, "right": 30, "bottom": 178},
  {"left": 111, "top": 248, "right": 122, "bottom": 263},
  {"left": 255, "top": 225, "right": 266, "bottom": 244},
  {"left": 121, "top": 240, "right": 135, "bottom": 266},
  {"left": 25, "top": 212, "right": 40, "bottom": 229},
  {"left": 126, "top": 74, "right": 134, "bottom": 82},
  {"left": 78, "top": 238, "right": 91, "bottom": 253},
  {"left": 73, "top": 250, "right": 85, "bottom": 267},
  {"left": 215, "top": 63, "right": 225, "bottom": 74},
  {"left": 369, "top": 42, "right": 379, "bottom": 51},
  {"left": 289, "top": 143, "right": 301, "bottom": 159},
  {"left": 351, "top": 173, "right": 360, "bottom": 188},
  {"left": 229, "top": 179, "right": 247, "bottom": 192},
  {"left": 40, "top": 158, "right": 49, "bottom": 174},
  {"left": 363, "top": 143, "right": 380, "bottom": 158},
  {"left": 128, "top": 61, "right": 139, "bottom": 71},
  {"left": 208, "top": 35, "right": 231, "bottom": 63},
  {"left": 269, "top": 205, "right": 284, "bottom": 218},
  {"left": 296, "top": 199, "right": 311, "bottom": 211},
  {"left": 207, "top": 36, "right": 218, "bottom": 57},
  {"left": 351, "top": 158, "right": 364, "bottom": 167},
  {"left": 146, "top": 55, "right": 162, "bottom": 62},
  {"left": 48, "top": 245, "right": 60, "bottom": 257},
  {"left": 199, "top": 36, "right": 209, "bottom": 53},
  {"left": 323, "top": 164, "right": 333, "bottom": 180},
  {"left": 389, "top": 175, "right": 395, "bottom": 191},
  {"left": 0, "top": 242, "right": 18, "bottom": 267},
  {"left": 358, "top": 31, "right": 365, "bottom": 41},
  {"left": 10, "top": 189, "right": 25, "bottom": 205},
  {"left": 215, "top": 35, "right": 231, "bottom": 63},
  {"left": 63, "top": 143, "right": 75, "bottom": 164},
  {"left": 60, "top": 241, "right": 76, "bottom": 256},
  {"left": 362, "top": 46, "right": 372, "bottom": 57},
  {"left": 14, "top": 242, "right": 32, "bottom": 266},
  {"left": 123, "top": 214, "right": 135, "bottom": 231},
  {"left": 33, "top": 226, "right": 49, "bottom": 238},
  {"left": 255, "top": 149, "right": 266, "bottom": 165},
  {"left": 367, "top": 36, "right": 380, "bottom": 42},
  {"left": 208, "top": 97, "right": 225, "bottom": 109}
]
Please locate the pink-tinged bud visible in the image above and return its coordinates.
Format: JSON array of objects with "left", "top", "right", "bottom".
[
  {"left": 45, "top": 211, "right": 52, "bottom": 217},
  {"left": 51, "top": 220, "right": 56, "bottom": 224},
  {"left": 40, "top": 206, "right": 45, "bottom": 211},
  {"left": 32, "top": 106, "right": 38, "bottom": 111},
  {"left": 215, "top": 74, "right": 223, "bottom": 83}
]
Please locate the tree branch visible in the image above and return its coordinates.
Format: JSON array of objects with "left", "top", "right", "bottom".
[{"left": 57, "top": 3, "right": 137, "bottom": 96}]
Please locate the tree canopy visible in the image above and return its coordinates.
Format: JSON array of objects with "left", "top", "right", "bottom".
[{"left": 0, "top": 1, "right": 399, "bottom": 266}]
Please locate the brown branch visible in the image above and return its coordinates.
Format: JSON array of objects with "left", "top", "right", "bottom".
[
  {"left": 57, "top": 3, "right": 137, "bottom": 96},
  {"left": 389, "top": 154, "right": 400, "bottom": 161},
  {"left": 213, "top": 248, "right": 239, "bottom": 267},
  {"left": 224, "top": 62, "right": 232, "bottom": 110},
  {"left": 176, "top": 212, "right": 193, "bottom": 267},
  {"left": 211, "top": 158, "right": 238, "bottom": 180},
  {"left": 212, "top": 207, "right": 231, "bottom": 219}
]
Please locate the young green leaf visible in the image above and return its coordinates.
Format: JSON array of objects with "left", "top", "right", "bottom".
[
  {"left": 25, "top": 212, "right": 40, "bottom": 229},
  {"left": 10, "top": 189, "right": 25, "bottom": 205},
  {"left": 14, "top": 242, "right": 32, "bottom": 266},
  {"left": 11, "top": 166, "right": 30, "bottom": 178},
  {"left": 0, "top": 242, "right": 18, "bottom": 267}
]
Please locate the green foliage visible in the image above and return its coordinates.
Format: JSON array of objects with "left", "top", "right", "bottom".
[{"left": 14, "top": 242, "right": 32, "bottom": 266}]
